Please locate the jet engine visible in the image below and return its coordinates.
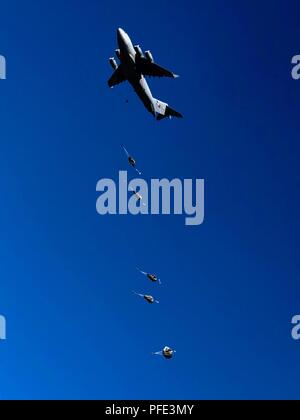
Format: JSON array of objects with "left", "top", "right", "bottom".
[
  {"left": 134, "top": 45, "right": 143, "bottom": 58},
  {"left": 115, "top": 49, "right": 121, "bottom": 60},
  {"left": 145, "top": 50, "right": 154, "bottom": 63},
  {"left": 109, "top": 57, "right": 118, "bottom": 70}
]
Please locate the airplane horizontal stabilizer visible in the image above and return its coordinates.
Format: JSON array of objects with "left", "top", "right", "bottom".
[{"left": 152, "top": 98, "right": 183, "bottom": 120}]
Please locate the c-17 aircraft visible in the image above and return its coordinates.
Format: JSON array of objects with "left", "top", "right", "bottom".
[{"left": 108, "top": 28, "right": 183, "bottom": 120}]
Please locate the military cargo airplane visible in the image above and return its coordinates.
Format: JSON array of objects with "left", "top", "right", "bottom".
[{"left": 108, "top": 28, "right": 183, "bottom": 120}]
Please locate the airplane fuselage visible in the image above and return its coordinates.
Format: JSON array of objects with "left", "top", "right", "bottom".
[{"left": 117, "top": 28, "right": 155, "bottom": 115}]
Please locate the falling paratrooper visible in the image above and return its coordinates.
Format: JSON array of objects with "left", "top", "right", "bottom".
[
  {"left": 132, "top": 290, "right": 159, "bottom": 304},
  {"left": 129, "top": 189, "right": 146, "bottom": 207},
  {"left": 121, "top": 144, "right": 142, "bottom": 175},
  {"left": 137, "top": 268, "right": 161, "bottom": 284},
  {"left": 153, "top": 346, "right": 176, "bottom": 359}
]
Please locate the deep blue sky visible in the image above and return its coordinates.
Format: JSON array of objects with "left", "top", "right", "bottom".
[{"left": 0, "top": 0, "right": 300, "bottom": 400}]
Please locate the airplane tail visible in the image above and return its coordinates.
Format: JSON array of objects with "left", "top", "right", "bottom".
[{"left": 152, "top": 98, "right": 183, "bottom": 120}]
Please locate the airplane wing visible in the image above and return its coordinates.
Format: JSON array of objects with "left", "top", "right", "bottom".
[
  {"left": 108, "top": 65, "right": 127, "bottom": 88},
  {"left": 138, "top": 58, "right": 178, "bottom": 78}
]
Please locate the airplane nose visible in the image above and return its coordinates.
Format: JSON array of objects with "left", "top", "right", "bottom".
[
  {"left": 117, "top": 28, "right": 124, "bottom": 37},
  {"left": 117, "top": 28, "right": 125, "bottom": 48},
  {"left": 117, "top": 27, "right": 126, "bottom": 43}
]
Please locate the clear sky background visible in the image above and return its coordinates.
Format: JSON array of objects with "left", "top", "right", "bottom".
[{"left": 0, "top": 0, "right": 300, "bottom": 400}]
